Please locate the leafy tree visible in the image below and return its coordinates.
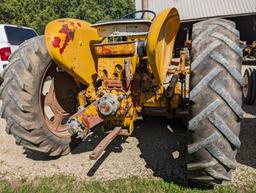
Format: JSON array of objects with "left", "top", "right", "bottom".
[{"left": 0, "top": 0, "right": 135, "bottom": 34}]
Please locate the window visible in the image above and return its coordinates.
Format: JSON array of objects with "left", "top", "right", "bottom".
[{"left": 4, "top": 26, "right": 37, "bottom": 45}]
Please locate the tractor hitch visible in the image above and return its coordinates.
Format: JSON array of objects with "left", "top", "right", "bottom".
[{"left": 89, "top": 126, "right": 122, "bottom": 160}]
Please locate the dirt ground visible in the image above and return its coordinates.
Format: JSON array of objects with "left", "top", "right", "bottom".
[
  {"left": 0, "top": 100, "right": 256, "bottom": 188},
  {"left": 0, "top": 110, "right": 187, "bottom": 182}
]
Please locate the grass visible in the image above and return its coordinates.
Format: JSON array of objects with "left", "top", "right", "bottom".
[{"left": 0, "top": 175, "right": 256, "bottom": 193}]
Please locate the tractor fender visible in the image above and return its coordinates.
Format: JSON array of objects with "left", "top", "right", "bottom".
[
  {"left": 45, "top": 18, "right": 101, "bottom": 85},
  {"left": 147, "top": 8, "right": 180, "bottom": 84}
]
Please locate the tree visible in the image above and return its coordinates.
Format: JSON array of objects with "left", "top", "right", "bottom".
[{"left": 0, "top": 0, "right": 135, "bottom": 34}]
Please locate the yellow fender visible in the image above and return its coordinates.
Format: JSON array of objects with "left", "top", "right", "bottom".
[
  {"left": 45, "top": 18, "right": 101, "bottom": 85},
  {"left": 147, "top": 8, "right": 180, "bottom": 84}
]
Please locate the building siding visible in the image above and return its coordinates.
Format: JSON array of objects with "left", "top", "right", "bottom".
[{"left": 135, "top": 0, "right": 256, "bottom": 21}]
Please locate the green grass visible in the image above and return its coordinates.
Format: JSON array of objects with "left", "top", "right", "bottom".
[{"left": 0, "top": 175, "right": 256, "bottom": 193}]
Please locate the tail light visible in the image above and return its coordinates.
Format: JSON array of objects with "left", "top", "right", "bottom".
[{"left": 0, "top": 47, "right": 11, "bottom": 61}]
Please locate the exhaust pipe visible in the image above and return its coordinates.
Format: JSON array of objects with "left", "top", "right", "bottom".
[{"left": 142, "top": 0, "right": 148, "bottom": 10}]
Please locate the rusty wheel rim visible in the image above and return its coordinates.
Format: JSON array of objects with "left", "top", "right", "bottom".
[
  {"left": 243, "top": 72, "right": 249, "bottom": 98},
  {"left": 40, "top": 63, "right": 80, "bottom": 138}
]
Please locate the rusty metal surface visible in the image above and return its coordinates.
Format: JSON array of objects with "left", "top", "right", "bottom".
[
  {"left": 43, "top": 78, "right": 70, "bottom": 138},
  {"left": 41, "top": 64, "right": 80, "bottom": 139},
  {"left": 166, "top": 74, "right": 179, "bottom": 98},
  {"left": 71, "top": 102, "right": 104, "bottom": 129},
  {"left": 89, "top": 127, "right": 122, "bottom": 160},
  {"left": 95, "top": 42, "right": 135, "bottom": 56}
]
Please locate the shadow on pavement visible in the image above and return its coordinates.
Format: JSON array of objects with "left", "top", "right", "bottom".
[
  {"left": 26, "top": 116, "right": 188, "bottom": 184},
  {"left": 134, "top": 116, "right": 187, "bottom": 183},
  {"left": 237, "top": 103, "right": 256, "bottom": 168}
]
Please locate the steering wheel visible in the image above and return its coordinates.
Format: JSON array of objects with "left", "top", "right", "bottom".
[{"left": 122, "top": 10, "right": 156, "bottom": 21}]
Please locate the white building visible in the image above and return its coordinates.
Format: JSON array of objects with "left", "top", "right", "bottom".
[
  {"left": 135, "top": 0, "right": 256, "bottom": 22},
  {"left": 134, "top": 0, "right": 256, "bottom": 43}
]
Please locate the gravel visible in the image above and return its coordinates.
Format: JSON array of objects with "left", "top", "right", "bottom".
[
  {"left": 0, "top": 114, "right": 186, "bottom": 182},
  {"left": 0, "top": 101, "right": 256, "bottom": 189}
]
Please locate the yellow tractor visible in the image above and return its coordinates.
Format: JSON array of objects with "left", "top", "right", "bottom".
[{"left": 0, "top": 8, "right": 243, "bottom": 185}]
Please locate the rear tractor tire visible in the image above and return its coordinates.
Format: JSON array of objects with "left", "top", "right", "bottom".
[
  {"left": 0, "top": 36, "right": 81, "bottom": 156},
  {"left": 188, "top": 19, "right": 243, "bottom": 185}
]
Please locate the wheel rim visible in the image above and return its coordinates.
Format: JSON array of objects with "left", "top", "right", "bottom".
[
  {"left": 40, "top": 63, "right": 80, "bottom": 138},
  {"left": 243, "top": 70, "right": 249, "bottom": 98}
]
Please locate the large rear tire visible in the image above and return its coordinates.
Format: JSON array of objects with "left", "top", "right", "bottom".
[
  {"left": 0, "top": 36, "right": 81, "bottom": 156},
  {"left": 188, "top": 19, "right": 243, "bottom": 185}
]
